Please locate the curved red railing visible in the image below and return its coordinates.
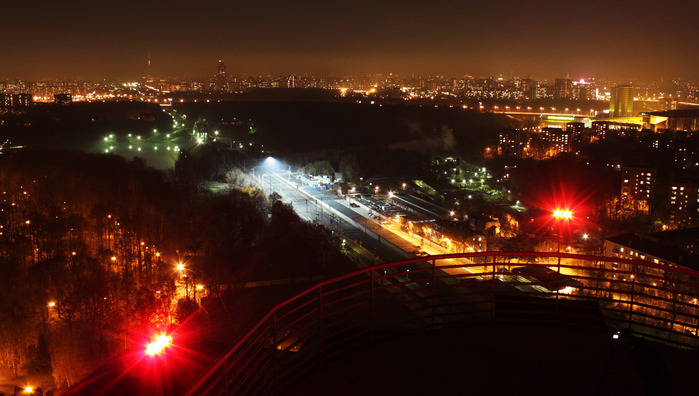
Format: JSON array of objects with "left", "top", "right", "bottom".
[{"left": 185, "top": 252, "right": 699, "bottom": 395}]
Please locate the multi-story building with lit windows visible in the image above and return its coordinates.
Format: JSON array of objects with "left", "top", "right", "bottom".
[
  {"left": 565, "top": 122, "right": 586, "bottom": 145},
  {"left": 571, "top": 79, "right": 592, "bottom": 100},
  {"left": 541, "top": 127, "right": 570, "bottom": 155},
  {"left": 0, "top": 93, "right": 11, "bottom": 107},
  {"left": 620, "top": 167, "right": 654, "bottom": 214},
  {"left": 621, "top": 167, "right": 654, "bottom": 201},
  {"left": 554, "top": 78, "right": 572, "bottom": 99},
  {"left": 604, "top": 232, "right": 699, "bottom": 273},
  {"left": 591, "top": 121, "right": 641, "bottom": 140},
  {"left": 669, "top": 181, "right": 699, "bottom": 228},
  {"left": 9, "top": 93, "right": 32, "bottom": 107},
  {"left": 498, "top": 129, "right": 531, "bottom": 157},
  {"left": 215, "top": 60, "right": 227, "bottom": 91},
  {"left": 54, "top": 93, "right": 72, "bottom": 105}
]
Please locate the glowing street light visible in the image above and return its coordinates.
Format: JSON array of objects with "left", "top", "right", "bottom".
[
  {"left": 553, "top": 209, "right": 572, "bottom": 220},
  {"left": 23, "top": 386, "right": 33, "bottom": 394},
  {"left": 552, "top": 208, "right": 573, "bottom": 254},
  {"left": 176, "top": 263, "right": 184, "bottom": 271},
  {"left": 552, "top": 208, "right": 574, "bottom": 284},
  {"left": 145, "top": 334, "right": 172, "bottom": 356}
]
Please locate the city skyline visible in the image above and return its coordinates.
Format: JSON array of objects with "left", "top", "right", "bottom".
[{"left": 2, "top": 0, "right": 698, "bottom": 81}]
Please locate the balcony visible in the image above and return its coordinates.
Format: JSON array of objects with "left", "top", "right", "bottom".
[{"left": 184, "top": 252, "right": 699, "bottom": 395}]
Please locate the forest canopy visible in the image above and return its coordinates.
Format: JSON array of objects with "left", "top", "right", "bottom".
[{"left": 0, "top": 150, "right": 350, "bottom": 391}]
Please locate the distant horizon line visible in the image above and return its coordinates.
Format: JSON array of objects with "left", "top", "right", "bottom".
[{"left": 0, "top": 73, "right": 689, "bottom": 85}]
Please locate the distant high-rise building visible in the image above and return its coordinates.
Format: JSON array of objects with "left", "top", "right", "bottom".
[
  {"left": 554, "top": 78, "right": 572, "bottom": 99},
  {"left": 610, "top": 85, "right": 634, "bottom": 117},
  {"left": 145, "top": 52, "right": 154, "bottom": 83},
  {"left": 217, "top": 59, "right": 226, "bottom": 76},
  {"left": 571, "top": 79, "right": 592, "bottom": 100},
  {"left": 215, "top": 60, "right": 228, "bottom": 91},
  {"left": 522, "top": 78, "right": 537, "bottom": 99}
]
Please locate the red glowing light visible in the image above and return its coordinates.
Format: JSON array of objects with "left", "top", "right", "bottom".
[
  {"left": 552, "top": 209, "right": 572, "bottom": 220},
  {"left": 145, "top": 334, "right": 172, "bottom": 356}
]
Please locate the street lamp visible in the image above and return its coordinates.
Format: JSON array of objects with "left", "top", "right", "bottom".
[
  {"left": 552, "top": 209, "right": 572, "bottom": 254},
  {"left": 145, "top": 333, "right": 172, "bottom": 357},
  {"left": 552, "top": 208, "right": 573, "bottom": 293}
]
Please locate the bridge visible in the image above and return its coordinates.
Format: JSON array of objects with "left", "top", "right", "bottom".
[
  {"left": 490, "top": 110, "right": 594, "bottom": 123},
  {"left": 184, "top": 251, "right": 699, "bottom": 395}
]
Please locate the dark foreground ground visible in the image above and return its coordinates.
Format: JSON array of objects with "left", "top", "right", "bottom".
[{"left": 283, "top": 323, "right": 699, "bottom": 396}]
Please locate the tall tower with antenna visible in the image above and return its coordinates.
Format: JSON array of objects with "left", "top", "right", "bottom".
[{"left": 147, "top": 52, "right": 152, "bottom": 81}]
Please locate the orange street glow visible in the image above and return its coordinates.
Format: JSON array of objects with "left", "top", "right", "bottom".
[{"left": 145, "top": 334, "right": 172, "bottom": 356}]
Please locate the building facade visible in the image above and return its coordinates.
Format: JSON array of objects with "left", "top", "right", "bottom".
[
  {"left": 610, "top": 85, "right": 634, "bottom": 117},
  {"left": 670, "top": 181, "right": 699, "bottom": 228}
]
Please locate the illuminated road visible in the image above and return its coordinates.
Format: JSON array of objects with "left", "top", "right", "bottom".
[
  {"left": 255, "top": 171, "right": 412, "bottom": 265},
  {"left": 259, "top": 171, "right": 481, "bottom": 278}
]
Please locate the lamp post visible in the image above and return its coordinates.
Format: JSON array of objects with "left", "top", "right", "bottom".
[
  {"left": 552, "top": 209, "right": 572, "bottom": 254},
  {"left": 552, "top": 209, "right": 572, "bottom": 295}
]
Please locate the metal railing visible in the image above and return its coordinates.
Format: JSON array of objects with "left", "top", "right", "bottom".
[{"left": 185, "top": 252, "right": 699, "bottom": 395}]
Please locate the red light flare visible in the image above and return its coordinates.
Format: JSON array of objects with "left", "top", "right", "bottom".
[
  {"left": 145, "top": 334, "right": 172, "bottom": 357},
  {"left": 62, "top": 299, "right": 224, "bottom": 395},
  {"left": 63, "top": 323, "right": 216, "bottom": 396},
  {"left": 523, "top": 173, "right": 598, "bottom": 241}
]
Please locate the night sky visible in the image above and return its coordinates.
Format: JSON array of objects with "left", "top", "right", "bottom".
[{"left": 2, "top": 0, "right": 698, "bottom": 81}]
